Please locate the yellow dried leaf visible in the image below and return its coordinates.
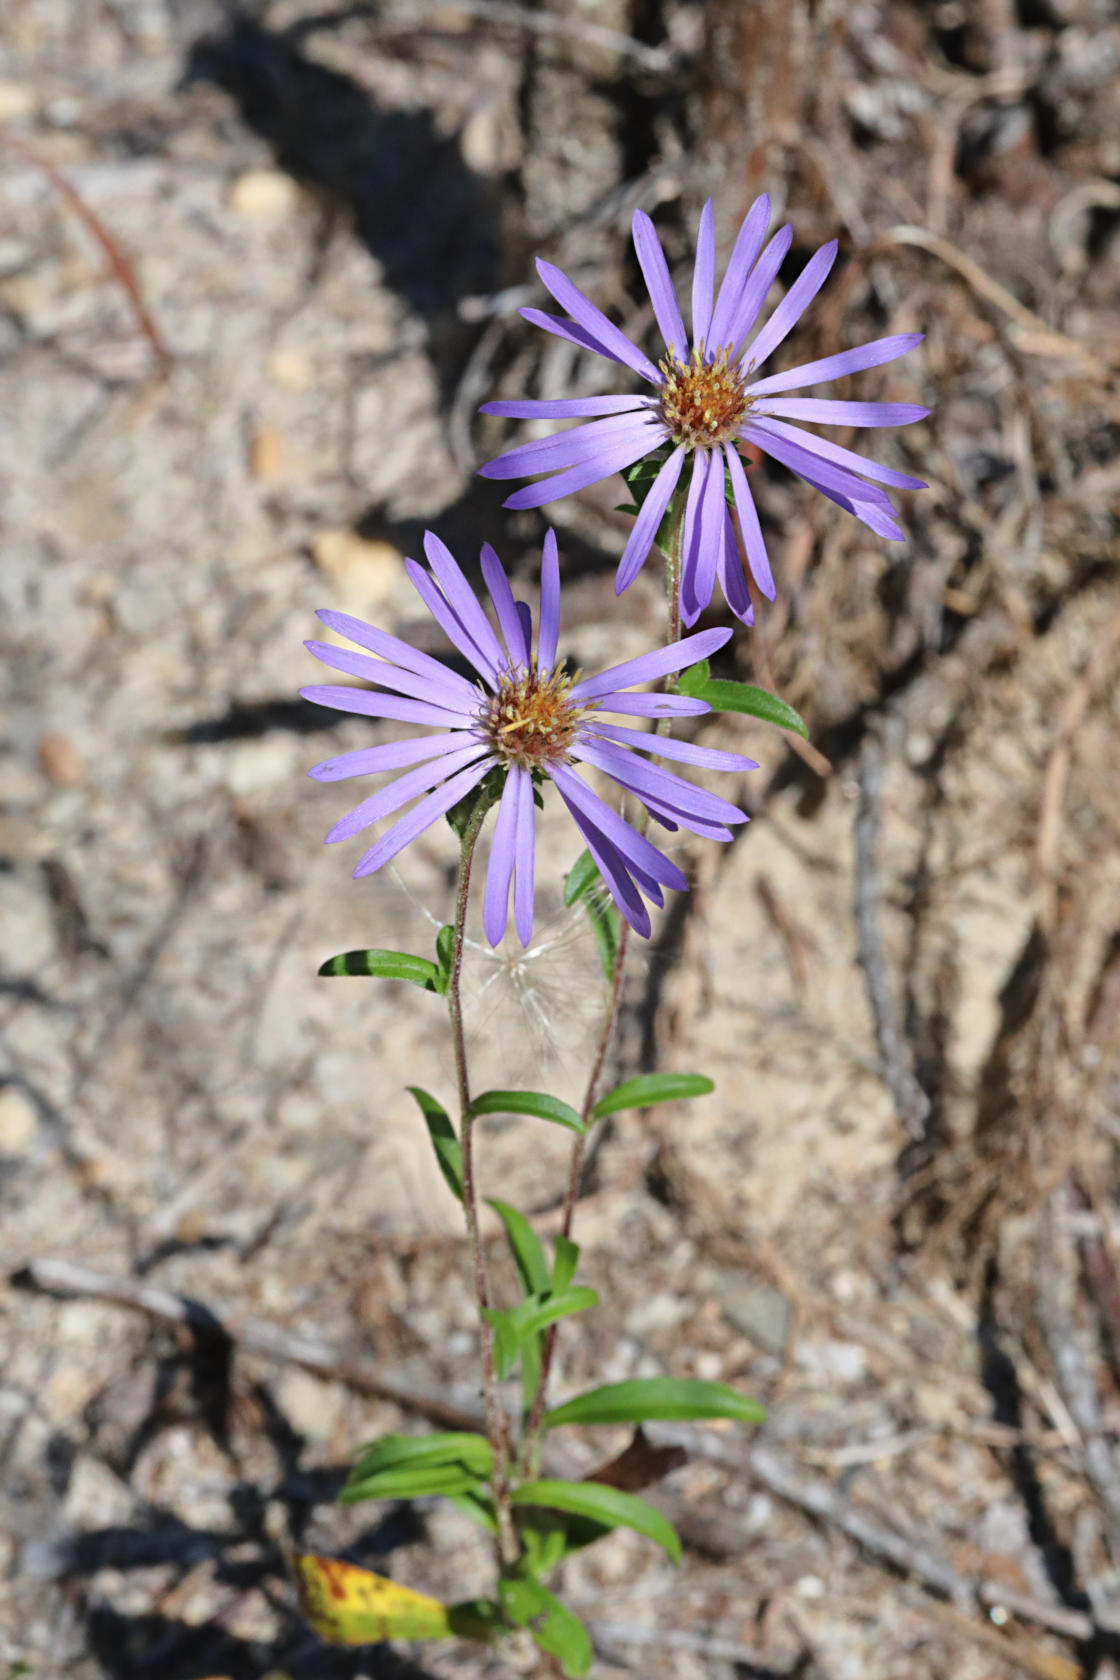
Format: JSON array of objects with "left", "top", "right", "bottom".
[{"left": 294, "top": 1554, "right": 452, "bottom": 1645}]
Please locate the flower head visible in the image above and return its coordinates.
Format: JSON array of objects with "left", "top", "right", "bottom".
[
  {"left": 302, "top": 531, "right": 754, "bottom": 945},
  {"left": 480, "top": 197, "right": 929, "bottom": 626}
]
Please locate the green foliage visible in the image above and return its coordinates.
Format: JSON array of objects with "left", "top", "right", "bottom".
[
  {"left": 563, "top": 849, "right": 621, "bottom": 982},
  {"left": 551, "top": 1235, "right": 579, "bottom": 1294},
  {"left": 348, "top": 1432, "right": 494, "bottom": 1480},
  {"left": 488, "top": 1198, "right": 551, "bottom": 1296},
  {"left": 511, "top": 1480, "right": 681, "bottom": 1563},
  {"left": 317, "top": 948, "right": 445, "bottom": 991},
  {"left": 445, "top": 763, "right": 505, "bottom": 838},
  {"left": 407, "top": 1087, "right": 463, "bottom": 1203},
  {"left": 340, "top": 1463, "right": 485, "bottom": 1504},
  {"left": 435, "top": 923, "right": 455, "bottom": 988},
  {"left": 447, "top": 1489, "right": 499, "bottom": 1533},
  {"left": 678, "top": 658, "right": 809, "bottom": 738},
  {"left": 544, "top": 1376, "right": 767, "bottom": 1430},
  {"left": 468, "top": 1089, "right": 584, "bottom": 1134},
  {"left": 499, "top": 1577, "right": 593, "bottom": 1677},
  {"left": 591, "top": 1071, "right": 714, "bottom": 1120},
  {"left": 483, "top": 1289, "right": 598, "bottom": 1384}
]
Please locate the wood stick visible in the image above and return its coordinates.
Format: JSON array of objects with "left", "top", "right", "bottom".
[{"left": 13, "top": 1257, "right": 484, "bottom": 1433}]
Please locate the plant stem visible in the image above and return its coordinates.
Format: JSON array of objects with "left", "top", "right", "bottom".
[
  {"left": 448, "top": 799, "right": 519, "bottom": 1568},
  {"left": 521, "top": 491, "right": 688, "bottom": 1472}
]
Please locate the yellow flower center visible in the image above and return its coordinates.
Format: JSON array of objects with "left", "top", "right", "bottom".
[
  {"left": 658, "top": 345, "right": 752, "bottom": 449},
  {"left": 481, "top": 666, "right": 582, "bottom": 770}
]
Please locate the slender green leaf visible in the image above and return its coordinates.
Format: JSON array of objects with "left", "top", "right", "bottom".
[
  {"left": 545, "top": 1376, "right": 767, "bottom": 1430},
  {"left": 518, "top": 1512, "right": 569, "bottom": 1578},
  {"left": 447, "top": 1598, "right": 503, "bottom": 1642},
  {"left": 318, "top": 948, "right": 444, "bottom": 989},
  {"left": 469, "top": 1090, "right": 584, "bottom": 1134},
  {"left": 511, "top": 1480, "right": 681, "bottom": 1563},
  {"left": 435, "top": 924, "right": 455, "bottom": 985},
  {"left": 340, "top": 1463, "right": 483, "bottom": 1503},
  {"left": 481, "top": 1308, "right": 522, "bottom": 1380},
  {"left": 499, "top": 1578, "right": 592, "bottom": 1677},
  {"left": 407, "top": 1087, "right": 463, "bottom": 1203},
  {"left": 563, "top": 849, "right": 600, "bottom": 908},
  {"left": 592, "top": 1072, "right": 714, "bottom": 1121},
  {"left": 677, "top": 660, "right": 809, "bottom": 738},
  {"left": 447, "top": 1490, "right": 499, "bottom": 1534},
  {"left": 488, "top": 1198, "right": 551, "bottom": 1297},
  {"left": 508, "top": 1287, "right": 598, "bottom": 1342},
  {"left": 552, "top": 1236, "right": 579, "bottom": 1294},
  {"left": 563, "top": 849, "right": 620, "bottom": 981},
  {"left": 519, "top": 1318, "right": 542, "bottom": 1415},
  {"left": 349, "top": 1432, "right": 493, "bottom": 1482}
]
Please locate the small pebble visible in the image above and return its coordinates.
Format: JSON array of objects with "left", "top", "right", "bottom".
[
  {"left": 38, "top": 733, "right": 84, "bottom": 786},
  {"left": 0, "top": 1087, "right": 36, "bottom": 1154}
]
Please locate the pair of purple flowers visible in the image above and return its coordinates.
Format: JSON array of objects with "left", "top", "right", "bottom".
[{"left": 304, "top": 199, "right": 927, "bottom": 945}]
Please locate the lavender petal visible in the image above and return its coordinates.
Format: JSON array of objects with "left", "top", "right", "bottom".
[
  {"left": 537, "top": 528, "right": 560, "bottom": 672},
  {"left": 501, "top": 425, "right": 661, "bottom": 512},
  {"left": 572, "top": 739, "right": 747, "bottom": 827},
  {"left": 300, "top": 684, "right": 471, "bottom": 730},
  {"left": 742, "top": 413, "right": 927, "bottom": 491},
  {"left": 591, "top": 722, "right": 756, "bottom": 773},
  {"left": 555, "top": 794, "right": 652, "bottom": 937},
  {"left": 482, "top": 767, "right": 520, "bottom": 946},
  {"left": 548, "top": 763, "right": 688, "bottom": 892},
  {"left": 536, "top": 259, "right": 661, "bottom": 383},
  {"left": 677, "top": 447, "right": 712, "bottom": 628},
  {"left": 512, "top": 764, "right": 535, "bottom": 946},
  {"left": 615, "top": 445, "right": 686, "bottom": 594},
  {"left": 745, "top": 332, "right": 924, "bottom": 398},
  {"left": 405, "top": 559, "right": 502, "bottom": 685},
  {"left": 422, "top": 533, "right": 508, "bottom": 677},
  {"left": 691, "top": 198, "right": 715, "bottom": 350},
  {"left": 480, "top": 542, "right": 529, "bottom": 669},
  {"left": 727, "top": 225, "right": 793, "bottom": 358},
  {"left": 326, "top": 742, "right": 491, "bottom": 843},
  {"left": 632, "top": 207, "right": 688, "bottom": 357},
  {"left": 315, "top": 610, "right": 480, "bottom": 705},
  {"left": 352, "top": 758, "right": 494, "bottom": 878},
  {"left": 519, "top": 306, "right": 641, "bottom": 370},
  {"left": 755, "top": 398, "right": 929, "bottom": 428},
  {"left": 572, "top": 626, "right": 732, "bottom": 703},
  {"left": 725, "top": 443, "right": 775, "bottom": 599},
  {"left": 480, "top": 412, "right": 661, "bottom": 480},
  {"left": 715, "top": 493, "right": 755, "bottom": 623},
  {"left": 588, "top": 691, "right": 709, "bottom": 718},
  {"left": 743, "top": 239, "right": 838, "bottom": 372},
  {"left": 303, "top": 640, "right": 475, "bottom": 709},
  {"left": 310, "top": 731, "right": 479, "bottom": 783},
  {"left": 481, "top": 395, "right": 653, "bottom": 420},
  {"left": 708, "top": 193, "right": 771, "bottom": 349},
  {"left": 744, "top": 421, "right": 898, "bottom": 510}
]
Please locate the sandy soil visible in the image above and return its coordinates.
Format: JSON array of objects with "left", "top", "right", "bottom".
[{"left": 2, "top": 1, "right": 1119, "bottom": 1677}]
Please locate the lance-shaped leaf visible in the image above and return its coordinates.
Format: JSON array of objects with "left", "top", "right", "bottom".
[
  {"left": 317, "top": 948, "right": 445, "bottom": 991},
  {"left": 468, "top": 1090, "right": 584, "bottom": 1135},
  {"left": 545, "top": 1376, "right": 766, "bottom": 1430},
  {"left": 507, "top": 1287, "right": 598, "bottom": 1343},
  {"left": 340, "top": 1462, "right": 485, "bottom": 1503},
  {"left": 348, "top": 1432, "right": 493, "bottom": 1484},
  {"left": 499, "top": 1577, "right": 592, "bottom": 1677},
  {"left": 677, "top": 658, "right": 809, "bottom": 738},
  {"left": 407, "top": 1086, "right": 463, "bottom": 1203},
  {"left": 563, "top": 849, "right": 620, "bottom": 982},
  {"left": 488, "top": 1198, "right": 551, "bottom": 1297},
  {"left": 591, "top": 1072, "right": 714, "bottom": 1121},
  {"left": 295, "top": 1555, "right": 452, "bottom": 1643},
  {"left": 510, "top": 1480, "right": 681, "bottom": 1563},
  {"left": 551, "top": 1235, "right": 579, "bottom": 1294}
]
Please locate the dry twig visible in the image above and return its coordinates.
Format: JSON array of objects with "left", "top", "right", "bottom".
[
  {"left": 0, "top": 130, "right": 171, "bottom": 372},
  {"left": 14, "top": 1257, "right": 483, "bottom": 1432},
  {"left": 855, "top": 733, "right": 931, "bottom": 1140}
]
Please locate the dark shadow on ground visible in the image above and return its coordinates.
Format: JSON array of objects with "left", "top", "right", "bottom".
[{"left": 182, "top": 13, "right": 502, "bottom": 403}]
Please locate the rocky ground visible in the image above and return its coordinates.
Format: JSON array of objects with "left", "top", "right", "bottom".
[{"left": 2, "top": 1, "right": 1119, "bottom": 1677}]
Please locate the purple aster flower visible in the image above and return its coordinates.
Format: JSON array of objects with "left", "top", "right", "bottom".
[
  {"left": 302, "top": 531, "right": 754, "bottom": 946},
  {"left": 479, "top": 197, "right": 929, "bottom": 626}
]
